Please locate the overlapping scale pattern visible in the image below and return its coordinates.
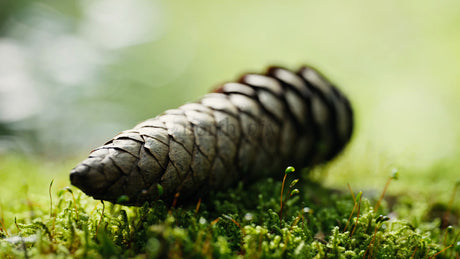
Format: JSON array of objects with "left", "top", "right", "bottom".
[{"left": 70, "top": 66, "right": 353, "bottom": 206}]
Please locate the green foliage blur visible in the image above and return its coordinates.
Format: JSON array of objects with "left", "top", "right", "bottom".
[{"left": 1, "top": 0, "right": 460, "bottom": 165}]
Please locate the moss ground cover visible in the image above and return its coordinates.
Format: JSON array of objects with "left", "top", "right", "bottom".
[{"left": 0, "top": 154, "right": 459, "bottom": 258}]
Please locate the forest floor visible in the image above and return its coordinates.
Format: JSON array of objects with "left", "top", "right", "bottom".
[{"left": 0, "top": 153, "right": 458, "bottom": 258}]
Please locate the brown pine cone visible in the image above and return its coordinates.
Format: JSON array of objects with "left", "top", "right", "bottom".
[{"left": 70, "top": 66, "right": 353, "bottom": 206}]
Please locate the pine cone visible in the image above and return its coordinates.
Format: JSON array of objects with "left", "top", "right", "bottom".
[{"left": 70, "top": 66, "right": 353, "bottom": 206}]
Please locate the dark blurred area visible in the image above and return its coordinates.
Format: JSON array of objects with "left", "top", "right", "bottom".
[
  {"left": 0, "top": 1, "right": 28, "bottom": 30},
  {"left": 1, "top": 0, "right": 460, "bottom": 171}
]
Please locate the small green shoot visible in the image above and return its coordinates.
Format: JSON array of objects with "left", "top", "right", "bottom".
[
  {"left": 195, "top": 198, "right": 202, "bottom": 214},
  {"left": 350, "top": 191, "right": 363, "bottom": 238},
  {"left": 289, "top": 179, "right": 299, "bottom": 188},
  {"left": 49, "top": 179, "right": 54, "bottom": 218},
  {"left": 116, "top": 195, "right": 130, "bottom": 204},
  {"left": 64, "top": 187, "right": 79, "bottom": 221},
  {"left": 344, "top": 183, "right": 357, "bottom": 232},
  {"left": 375, "top": 168, "right": 398, "bottom": 212},
  {"left": 279, "top": 166, "right": 296, "bottom": 221},
  {"left": 290, "top": 189, "right": 299, "bottom": 197}
]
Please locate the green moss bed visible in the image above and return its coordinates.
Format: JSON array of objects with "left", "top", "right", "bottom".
[{"left": 0, "top": 156, "right": 459, "bottom": 258}]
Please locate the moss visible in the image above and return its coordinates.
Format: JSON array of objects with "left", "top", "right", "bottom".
[{"left": 0, "top": 157, "right": 458, "bottom": 258}]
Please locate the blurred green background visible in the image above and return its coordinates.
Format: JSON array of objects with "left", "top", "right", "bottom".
[{"left": 1, "top": 0, "right": 460, "bottom": 198}]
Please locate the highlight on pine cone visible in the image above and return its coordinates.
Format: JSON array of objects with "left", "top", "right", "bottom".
[{"left": 70, "top": 65, "right": 353, "bottom": 206}]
